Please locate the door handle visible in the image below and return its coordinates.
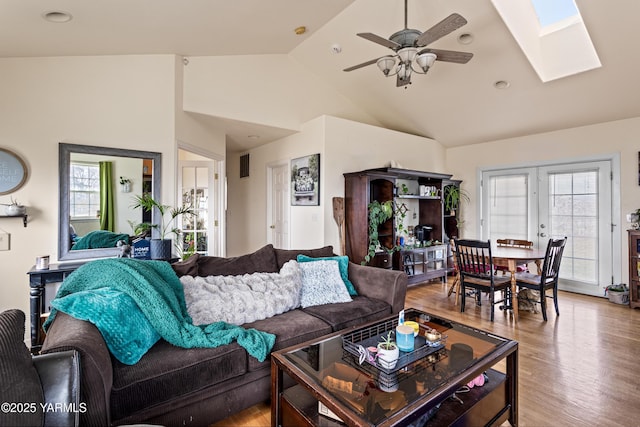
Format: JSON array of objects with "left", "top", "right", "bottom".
[
  {"left": 270, "top": 225, "right": 276, "bottom": 229},
  {"left": 540, "top": 232, "right": 547, "bottom": 237}
]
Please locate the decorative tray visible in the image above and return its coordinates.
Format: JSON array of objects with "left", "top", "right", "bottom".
[{"left": 342, "top": 317, "right": 446, "bottom": 375}]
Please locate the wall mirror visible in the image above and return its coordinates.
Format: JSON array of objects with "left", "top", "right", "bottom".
[{"left": 58, "top": 143, "right": 161, "bottom": 261}]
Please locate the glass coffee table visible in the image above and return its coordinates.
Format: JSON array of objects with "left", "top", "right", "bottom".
[{"left": 271, "top": 308, "right": 518, "bottom": 427}]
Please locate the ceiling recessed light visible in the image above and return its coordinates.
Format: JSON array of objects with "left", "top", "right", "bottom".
[
  {"left": 458, "top": 33, "right": 474, "bottom": 45},
  {"left": 43, "top": 11, "right": 73, "bottom": 23},
  {"left": 494, "top": 80, "right": 511, "bottom": 89}
]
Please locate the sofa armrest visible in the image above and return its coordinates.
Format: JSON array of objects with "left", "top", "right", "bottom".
[
  {"left": 347, "top": 263, "right": 407, "bottom": 313},
  {"left": 41, "top": 312, "right": 113, "bottom": 427},
  {"left": 33, "top": 350, "right": 81, "bottom": 427}
]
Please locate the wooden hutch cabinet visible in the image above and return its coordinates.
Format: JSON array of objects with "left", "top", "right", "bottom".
[
  {"left": 628, "top": 230, "right": 640, "bottom": 308},
  {"left": 344, "top": 167, "right": 458, "bottom": 285}
]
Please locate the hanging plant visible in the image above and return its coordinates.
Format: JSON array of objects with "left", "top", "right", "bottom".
[
  {"left": 363, "top": 200, "right": 394, "bottom": 265},
  {"left": 443, "top": 185, "right": 470, "bottom": 215}
]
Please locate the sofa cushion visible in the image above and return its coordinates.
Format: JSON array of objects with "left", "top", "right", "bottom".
[
  {"left": 0, "top": 309, "right": 45, "bottom": 427},
  {"left": 110, "top": 339, "right": 247, "bottom": 421},
  {"left": 274, "top": 245, "right": 334, "bottom": 269},
  {"left": 303, "top": 296, "right": 392, "bottom": 331},
  {"left": 197, "top": 244, "right": 279, "bottom": 276},
  {"left": 171, "top": 253, "right": 200, "bottom": 277},
  {"left": 243, "top": 309, "right": 333, "bottom": 372},
  {"left": 297, "top": 254, "right": 357, "bottom": 296},
  {"left": 299, "top": 260, "right": 352, "bottom": 308}
]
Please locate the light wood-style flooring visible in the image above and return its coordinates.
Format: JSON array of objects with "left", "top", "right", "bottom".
[{"left": 211, "top": 279, "right": 640, "bottom": 427}]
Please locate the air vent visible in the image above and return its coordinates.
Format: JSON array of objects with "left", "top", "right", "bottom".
[{"left": 240, "top": 153, "right": 250, "bottom": 178}]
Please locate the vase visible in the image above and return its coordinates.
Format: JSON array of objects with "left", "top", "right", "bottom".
[
  {"left": 150, "top": 238, "right": 172, "bottom": 260},
  {"left": 376, "top": 343, "right": 399, "bottom": 370}
]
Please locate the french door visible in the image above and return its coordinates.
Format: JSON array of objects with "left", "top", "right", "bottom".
[
  {"left": 178, "top": 160, "right": 218, "bottom": 257},
  {"left": 481, "top": 160, "right": 615, "bottom": 296}
]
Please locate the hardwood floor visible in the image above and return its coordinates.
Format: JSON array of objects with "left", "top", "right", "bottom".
[{"left": 211, "top": 279, "right": 640, "bottom": 427}]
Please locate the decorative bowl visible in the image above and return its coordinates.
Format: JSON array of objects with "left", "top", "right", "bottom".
[{"left": 425, "top": 329, "right": 441, "bottom": 343}]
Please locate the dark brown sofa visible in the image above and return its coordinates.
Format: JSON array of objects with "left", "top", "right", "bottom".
[{"left": 41, "top": 244, "right": 407, "bottom": 426}]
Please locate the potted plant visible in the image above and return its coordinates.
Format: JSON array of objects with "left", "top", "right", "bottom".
[
  {"left": 2, "top": 197, "right": 26, "bottom": 216},
  {"left": 443, "top": 184, "right": 470, "bottom": 216},
  {"left": 376, "top": 331, "right": 399, "bottom": 369},
  {"left": 132, "top": 193, "right": 194, "bottom": 260},
  {"left": 604, "top": 283, "right": 629, "bottom": 305},
  {"left": 363, "top": 200, "right": 394, "bottom": 265}
]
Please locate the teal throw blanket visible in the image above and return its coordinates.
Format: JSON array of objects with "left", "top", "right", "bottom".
[
  {"left": 44, "top": 258, "right": 275, "bottom": 364},
  {"left": 71, "top": 230, "right": 129, "bottom": 250}
]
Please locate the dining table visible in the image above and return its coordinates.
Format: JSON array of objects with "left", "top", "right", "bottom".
[{"left": 450, "top": 244, "right": 547, "bottom": 322}]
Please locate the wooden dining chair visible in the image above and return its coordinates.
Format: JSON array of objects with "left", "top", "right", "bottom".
[
  {"left": 454, "top": 239, "right": 512, "bottom": 321},
  {"left": 514, "top": 237, "right": 567, "bottom": 321},
  {"left": 495, "top": 238, "right": 534, "bottom": 275},
  {"left": 447, "top": 239, "right": 461, "bottom": 304}
]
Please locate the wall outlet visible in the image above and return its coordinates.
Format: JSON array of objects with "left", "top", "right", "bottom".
[{"left": 0, "top": 232, "right": 9, "bottom": 251}]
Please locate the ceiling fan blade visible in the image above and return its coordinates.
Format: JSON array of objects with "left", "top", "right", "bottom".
[
  {"left": 343, "top": 57, "right": 381, "bottom": 72},
  {"left": 416, "top": 13, "right": 468, "bottom": 47},
  {"left": 357, "top": 33, "right": 401, "bottom": 50},
  {"left": 419, "top": 48, "right": 473, "bottom": 64}
]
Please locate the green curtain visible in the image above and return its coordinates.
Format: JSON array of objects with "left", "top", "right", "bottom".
[{"left": 99, "top": 161, "right": 115, "bottom": 232}]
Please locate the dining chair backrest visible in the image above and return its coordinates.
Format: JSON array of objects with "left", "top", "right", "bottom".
[
  {"left": 496, "top": 239, "right": 534, "bottom": 249},
  {"left": 540, "top": 237, "right": 567, "bottom": 282},
  {"left": 454, "top": 239, "right": 494, "bottom": 280}
]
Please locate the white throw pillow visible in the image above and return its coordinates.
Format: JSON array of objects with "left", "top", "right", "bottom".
[{"left": 299, "top": 260, "right": 352, "bottom": 308}]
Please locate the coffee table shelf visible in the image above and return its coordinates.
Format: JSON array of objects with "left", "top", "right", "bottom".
[{"left": 281, "top": 368, "right": 508, "bottom": 427}]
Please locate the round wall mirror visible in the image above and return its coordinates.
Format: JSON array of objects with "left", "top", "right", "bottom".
[{"left": 0, "top": 147, "right": 28, "bottom": 195}]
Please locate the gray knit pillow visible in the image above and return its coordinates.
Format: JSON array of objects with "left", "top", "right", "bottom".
[
  {"left": 299, "top": 260, "right": 352, "bottom": 308},
  {"left": 0, "top": 309, "right": 44, "bottom": 426}
]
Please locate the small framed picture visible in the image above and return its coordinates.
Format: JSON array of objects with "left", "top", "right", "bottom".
[{"left": 291, "top": 153, "right": 320, "bottom": 206}]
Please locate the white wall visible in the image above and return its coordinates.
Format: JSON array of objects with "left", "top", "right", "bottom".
[
  {"left": 0, "top": 55, "right": 178, "bottom": 333},
  {"left": 445, "top": 116, "right": 640, "bottom": 283},
  {"left": 226, "top": 115, "right": 446, "bottom": 256}
]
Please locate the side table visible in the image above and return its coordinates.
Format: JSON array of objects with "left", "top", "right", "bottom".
[{"left": 26, "top": 262, "right": 85, "bottom": 353}]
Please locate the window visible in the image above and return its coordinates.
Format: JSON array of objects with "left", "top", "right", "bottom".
[{"left": 70, "top": 163, "right": 100, "bottom": 218}]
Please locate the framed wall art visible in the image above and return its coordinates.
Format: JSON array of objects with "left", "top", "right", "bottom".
[
  {"left": 0, "top": 147, "right": 28, "bottom": 195},
  {"left": 291, "top": 153, "right": 320, "bottom": 206}
]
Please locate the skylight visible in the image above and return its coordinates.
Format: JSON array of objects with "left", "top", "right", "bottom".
[
  {"left": 491, "top": 0, "right": 601, "bottom": 82},
  {"left": 531, "top": 0, "right": 578, "bottom": 28}
]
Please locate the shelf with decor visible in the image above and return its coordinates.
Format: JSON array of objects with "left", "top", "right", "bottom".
[
  {"left": 628, "top": 229, "right": 640, "bottom": 309},
  {"left": 0, "top": 213, "right": 28, "bottom": 227},
  {"left": 344, "top": 167, "right": 458, "bottom": 285}
]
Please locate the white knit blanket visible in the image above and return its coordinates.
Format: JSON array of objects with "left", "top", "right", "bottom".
[{"left": 180, "top": 260, "right": 302, "bottom": 326}]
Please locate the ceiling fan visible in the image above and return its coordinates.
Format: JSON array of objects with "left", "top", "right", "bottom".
[{"left": 344, "top": 0, "right": 473, "bottom": 87}]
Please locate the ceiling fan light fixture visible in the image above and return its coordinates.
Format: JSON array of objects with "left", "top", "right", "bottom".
[
  {"left": 398, "top": 63, "right": 412, "bottom": 81},
  {"left": 416, "top": 52, "right": 437, "bottom": 72},
  {"left": 397, "top": 47, "right": 418, "bottom": 65},
  {"left": 377, "top": 56, "right": 398, "bottom": 76}
]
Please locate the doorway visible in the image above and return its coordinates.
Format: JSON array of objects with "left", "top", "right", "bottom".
[
  {"left": 267, "top": 161, "right": 290, "bottom": 249},
  {"left": 177, "top": 147, "right": 225, "bottom": 257},
  {"left": 480, "top": 158, "right": 619, "bottom": 296}
]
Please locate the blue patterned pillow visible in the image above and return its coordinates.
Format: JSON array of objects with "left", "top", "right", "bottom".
[
  {"left": 50, "top": 288, "right": 160, "bottom": 365},
  {"left": 299, "top": 260, "right": 352, "bottom": 308},
  {"left": 297, "top": 254, "right": 357, "bottom": 296}
]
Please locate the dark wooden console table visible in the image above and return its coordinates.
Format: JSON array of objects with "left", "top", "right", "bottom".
[{"left": 26, "top": 262, "right": 85, "bottom": 353}]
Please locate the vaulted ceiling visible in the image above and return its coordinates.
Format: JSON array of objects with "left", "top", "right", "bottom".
[{"left": 2, "top": 0, "right": 639, "bottom": 149}]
